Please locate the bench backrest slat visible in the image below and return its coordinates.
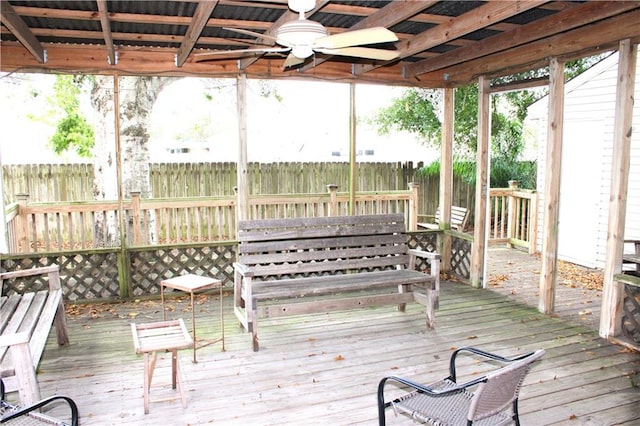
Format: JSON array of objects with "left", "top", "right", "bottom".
[
  {"left": 434, "top": 206, "right": 469, "bottom": 230},
  {"left": 237, "top": 214, "right": 410, "bottom": 279}
]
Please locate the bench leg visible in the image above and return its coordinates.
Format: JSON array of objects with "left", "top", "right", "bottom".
[
  {"left": 397, "top": 284, "right": 410, "bottom": 312},
  {"left": 9, "top": 341, "right": 41, "bottom": 406},
  {"left": 143, "top": 351, "right": 157, "bottom": 414},
  {"left": 251, "top": 309, "right": 259, "bottom": 352},
  {"left": 426, "top": 290, "right": 437, "bottom": 330},
  {"left": 54, "top": 299, "right": 70, "bottom": 346}
]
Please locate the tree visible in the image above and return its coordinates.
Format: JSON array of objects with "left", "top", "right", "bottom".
[
  {"left": 49, "top": 75, "right": 94, "bottom": 157},
  {"left": 374, "top": 55, "right": 609, "bottom": 188}
]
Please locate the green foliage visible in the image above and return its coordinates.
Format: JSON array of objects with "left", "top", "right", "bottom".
[
  {"left": 375, "top": 84, "right": 527, "bottom": 160},
  {"left": 375, "top": 55, "right": 608, "bottom": 190},
  {"left": 420, "top": 159, "right": 537, "bottom": 189},
  {"left": 51, "top": 113, "right": 94, "bottom": 157},
  {"left": 49, "top": 75, "right": 94, "bottom": 158}
]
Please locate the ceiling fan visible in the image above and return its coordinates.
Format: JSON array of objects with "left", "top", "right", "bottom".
[{"left": 193, "top": 0, "right": 399, "bottom": 68}]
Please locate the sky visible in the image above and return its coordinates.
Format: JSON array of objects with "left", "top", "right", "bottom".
[{"left": 0, "top": 74, "right": 437, "bottom": 164}]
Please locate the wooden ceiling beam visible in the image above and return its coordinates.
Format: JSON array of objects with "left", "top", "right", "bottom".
[
  {"left": 0, "top": 41, "right": 440, "bottom": 86},
  {"left": 176, "top": 0, "right": 219, "bottom": 67},
  {"left": 419, "top": 9, "right": 640, "bottom": 86},
  {"left": 406, "top": 1, "right": 640, "bottom": 78},
  {"left": 96, "top": 0, "right": 116, "bottom": 65},
  {"left": 355, "top": 0, "right": 548, "bottom": 75},
  {"left": 0, "top": 27, "right": 257, "bottom": 48},
  {"left": 0, "top": 1, "right": 46, "bottom": 63}
]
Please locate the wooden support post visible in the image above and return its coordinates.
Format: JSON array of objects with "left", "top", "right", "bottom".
[
  {"left": 16, "top": 193, "right": 29, "bottom": 253},
  {"left": 348, "top": 83, "right": 356, "bottom": 215},
  {"left": 470, "top": 77, "right": 491, "bottom": 288},
  {"left": 600, "top": 40, "right": 637, "bottom": 338},
  {"left": 440, "top": 89, "right": 454, "bottom": 271},
  {"left": 236, "top": 74, "right": 249, "bottom": 228},
  {"left": 131, "top": 191, "right": 141, "bottom": 245},
  {"left": 539, "top": 58, "right": 565, "bottom": 314},
  {"left": 408, "top": 182, "right": 419, "bottom": 231},
  {"left": 507, "top": 180, "right": 519, "bottom": 248}
]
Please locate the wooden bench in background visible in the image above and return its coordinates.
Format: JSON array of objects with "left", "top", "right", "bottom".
[
  {"left": 233, "top": 214, "right": 441, "bottom": 351},
  {"left": 418, "top": 205, "right": 470, "bottom": 231},
  {"left": 0, "top": 265, "right": 69, "bottom": 405},
  {"left": 623, "top": 240, "right": 640, "bottom": 275}
]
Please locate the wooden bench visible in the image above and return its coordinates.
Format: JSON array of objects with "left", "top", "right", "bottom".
[
  {"left": 623, "top": 240, "right": 640, "bottom": 275},
  {"left": 233, "top": 213, "right": 441, "bottom": 351},
  {"left": 0, "top": 265, "right": 69, "bottom": 405},
  {"left": 418, "top": 205, "right": 470, "bottom": 231}
]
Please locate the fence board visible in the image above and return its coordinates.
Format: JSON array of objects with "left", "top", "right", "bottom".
[{"left": 3, "top": 161, "right": 480, "bottom": 221}]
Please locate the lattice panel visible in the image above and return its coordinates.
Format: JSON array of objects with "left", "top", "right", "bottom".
[
  {"left": 129, "top": 244, "right": 236, "bottom": 296},
  {"left": 1, "top": 257, "right": 55, "bottom": 294},
  {"left": 407, "top": 232, "right": 438, "bottom": 272},
  {"left": 451, "top": 236, "right": 472, "bottom": 280},
  {"left": 622, "top": 284, "right": 640, "bottom": 345},
  {"left": 1, "top": 252, "right": 120, "bottom": 301}
]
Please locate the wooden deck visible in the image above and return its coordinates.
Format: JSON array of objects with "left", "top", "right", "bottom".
[{"left": 10, "top": 249, "right": 640, "bottom": 425}]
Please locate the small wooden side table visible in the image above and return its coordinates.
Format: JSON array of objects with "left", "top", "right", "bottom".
[
  {"left": 160, "top": 274, "right": 225, "bottom": 363},
  {"left": 131, "top": 319, "right": 192, "bottom": 414}
]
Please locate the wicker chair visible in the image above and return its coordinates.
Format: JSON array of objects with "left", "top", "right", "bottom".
[
  {"left": 377, "top": 347, "right": 545, "bottom": 426},
  {"left": 0, "top": 379, "right": 78, "bottom": 426}
]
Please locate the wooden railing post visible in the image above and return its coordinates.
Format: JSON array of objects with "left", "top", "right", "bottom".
[
  {"left": 16, "top": 193, "right": 29, "bottom": 253},
  {"left": 529, "top": 191, "right": 539, "bottom": 254},
  {"left": 327, "top": 184, "right": 338, "bottom": 217},
  {"left": 130, "top": 191, "right": 141, "bottom": 245},
  {"left": 507, "top": 180, "right": 519, "bottom": 248},
  {"left": 408, "top": 182, "right": 419, "bottom": 231}
]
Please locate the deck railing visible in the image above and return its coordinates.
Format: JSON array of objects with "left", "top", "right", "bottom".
[
  {"left": 5, "top": 184, "right": 420, "bottom": 253},
  {"left": 488, "top": 182, "right": 538, "bottom": 253}
]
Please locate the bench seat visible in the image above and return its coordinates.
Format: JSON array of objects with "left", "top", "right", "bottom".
[
  {"left": 0, "top": 265, "right": 69, "bottom": 405},
  {"left": 234, "top": 214, "right": 440, "bottom": 351}
]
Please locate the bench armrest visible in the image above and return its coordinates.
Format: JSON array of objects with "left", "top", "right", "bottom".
[
  {"left": 233, "top": 262, "right": 255, "bottom": 278},
  {"left": 408, "top": 249, "right": 441, "bottom": 261}
]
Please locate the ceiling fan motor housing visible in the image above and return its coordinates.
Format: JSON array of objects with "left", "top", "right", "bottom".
[{"left": 276, "top": 20, "right": 328, "bottom": 58}]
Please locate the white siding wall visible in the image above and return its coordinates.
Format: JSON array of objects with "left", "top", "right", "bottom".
[{"left": 528, "top": 47, "right": 640, "bottom": 269}]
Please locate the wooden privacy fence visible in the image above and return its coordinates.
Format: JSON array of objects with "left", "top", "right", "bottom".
[
  {"left": 6, "top": 184, "right": 419, "bottom": 253},
  {"left": 3, "top": 162, "right": 476, "bottom": 220},
  {"left": 488, "top": 181, "right": 538, "bottom": 253}
]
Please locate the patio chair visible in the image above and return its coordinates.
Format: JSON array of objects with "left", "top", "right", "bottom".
[
  {"left": 0, "top": 379, "right": 78, "bottom": 426},
  {"left": 377, "top": 346, "right": 545, "bottom": 426}
]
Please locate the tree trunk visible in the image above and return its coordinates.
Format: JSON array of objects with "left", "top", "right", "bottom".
[{"left": 90, "top": 76, "right": 173, "bottom": 245}]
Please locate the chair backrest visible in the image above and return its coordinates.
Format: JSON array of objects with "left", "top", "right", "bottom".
[{"left": 468, "top": 349, "right": 545, "bottom": 422}]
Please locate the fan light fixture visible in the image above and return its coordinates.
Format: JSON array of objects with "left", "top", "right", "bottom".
[
  {"left": 277, "top": 20, "right": 328, "bottom": 59},
  {"left": 193, "top": 0, "right": 399, "bottom": 68}
]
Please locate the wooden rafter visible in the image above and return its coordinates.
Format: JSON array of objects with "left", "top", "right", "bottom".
[
  {"left": 422, "top": 9, "right": 640, "bottom": 85},
  {"left": 354, "top": 0, "right": 548, "bottom": 76},
  {"left": 96, "top": 0, "right": 116, "bottom": 65},
  {"left": 0, "top": 1, "right": 45, "bottom": 63},
  {"left": 298, "top": 1, "right": 433, "bottom": 73},
  {"left": 405, "top": 1, "right": 640, "bottom": 78},
  {"left": 176, "top": 1, "right": 219, "bottom": 67}
]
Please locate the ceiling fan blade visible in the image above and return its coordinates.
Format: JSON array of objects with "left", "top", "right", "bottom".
[
  {"left": 313, "top": 27, "right": 398, "bottom": 49},
  {"left": 193, "top": 47, "right": 290, "bottom": 62},
  {"left": 283, "top": 53, "right": 306, "bottom": 68},
  {"left": 316, "top": 46, "right": 399, "bottom": 61},
  {"left": 222, "top": 27, "right": 279, "bottom": 43}
]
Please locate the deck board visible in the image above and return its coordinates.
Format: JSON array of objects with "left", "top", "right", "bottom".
[{"left": 11, "top": 248, "right": 639, "bottom": 425}]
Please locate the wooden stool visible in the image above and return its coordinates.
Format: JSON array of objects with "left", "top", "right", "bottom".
[
  {"left": 131, "top": 319, "right": 193, "bottom": 414},
  {"left": 160, "top": 274, "right": 225, "bottom": 363}
]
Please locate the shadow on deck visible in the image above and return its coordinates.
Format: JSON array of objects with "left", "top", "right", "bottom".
[{"left": 13, "top": 248, "right": 640, "bottom": 425}]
